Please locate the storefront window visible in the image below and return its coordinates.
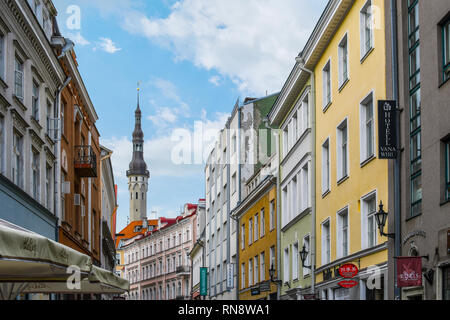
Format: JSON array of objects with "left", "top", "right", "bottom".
[{"left": 444, "top": 267, "right": 450, "bottom": 300}]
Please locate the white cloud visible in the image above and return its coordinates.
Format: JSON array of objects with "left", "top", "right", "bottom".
[
  {"left": 67, "top": 32, "right": 90, "bottom": 46},
  {"left": 95, "top": 37, "right": 122, "bottom": 53},
  {"left": 120, "top": 0, "right": 328, "bottom": 95},
  {"left": 208, "top": 75, "right": 221, "bottom": 86}
]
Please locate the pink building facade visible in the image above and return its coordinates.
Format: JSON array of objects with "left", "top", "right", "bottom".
[{"left": 123, "top": 203, "right": 198, "bottom": 300}]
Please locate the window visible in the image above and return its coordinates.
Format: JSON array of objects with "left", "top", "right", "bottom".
[
  {"left": 241, "top": 263, "right": 245, "bottom": 289},
  {"left": 12, "top": 132, "right": 23, "bottom": 188},
  {"left": 0, "top": 116, "right": 4, "bottom": 174},
  {"left": 254, "top": 255, "right": 259, "bottom": 284},
  {"left": 443, "top": 18, "right": 450, "bottom": 82},
  {"left": 360, "top": 93, "right": 375, "bottom": 162},
  {"left": 260, "top": 252, "right": 265, "bottom": 282},
  {"left": 337, "top": 207, "right": 349, "bottom": 258},
  {"left": 270, "top": 200, "right": 275, "bottom": 231},
  {"left": 322, "top": 139, "right": 330, "bottom": 194},
  {"left": 32, "top": 149, "right": 40, "bottom": 201},
  {"left": 282, "top": 185, "right": 288, "bottom": 227},
  {"left": 293, "top": 242, "right": 299, "bottom": 280},
  {"left": 254, "top": 213, "right": 258, "bottom": 242},
  {"left": 322, "top": 60, "right": 331, "bottom": 108},
  {"left": 301, "top": 164, "right": 309, "bottom": 210},
  {"left": 297, "top": 94, "right": 309, "bottom": 136},
  {"left": 408, "top": 0, "right": 421, "bottom": 218},
  {"left": 446, "top": 140, "right": 450, "bottom": 201},
  {"left": 362, "top": 192, "right": 377, "bottom": 248},
  {"left": 249, "top": 218, "right": 253, "bottom": 245},
  {"left": 303, "top": 235, "right": 310, "bottom": 276},
  {"left": 338, "top": 34, "right": 349, "bottom": 87},
  {"left": 283, "top": 127, "right": 288, "bottom": 157},
  {"left": 337, "top": 119, "right": 349, "bottom": 181},
  {"left": 232, "top": 134, "right": 237, "bottom": 154},
  {"left": 32, "top": 80, "right": 40, "bottom": 121},
  {"left": 321, "top": 220, "right": 331, "bottom": 265},
  {"left": 260, "top": 208, "right": 265, "bottom": 238},
  {"left": 249, "top": 258, "right": 253, "bottom": 286},
  {"left": 241, "top": 224, "right": 245, "bottom": 249},
  {"left": 0, "top": 32, "right": 5, "bottom": 79},
  {"left": 360, "top": 0, "right": 373, "bottom": 58},
  {"left": 15, "top": 57, "right": 24, "bottom": 100},
  {"left": 270, "top": 246, "right": 275, "bottom": 272},
  {"left": 61, "top": 101, "right": 65, "bottom": 136},
  {"left": 231, "top": 173, "right": 236, "bottom": 194},
  {"left": 283, "top": 247, "right": 290, "bottom": 283},
  {"left": 443, "top": 266, "right": 450, "bottom": 300}
]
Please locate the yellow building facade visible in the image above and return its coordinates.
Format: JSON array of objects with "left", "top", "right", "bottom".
[
  {"left": 234, "top": 175, "right": 278, "bottom": 300},
  {"left": 312, "top": 0, "right": 389, "bottom": 299}
]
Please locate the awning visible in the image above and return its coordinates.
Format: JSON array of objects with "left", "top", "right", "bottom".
[
  {"left": 23, "top": 265, "right": 129, "bottom": 294},
  {"left": 0, "top": 219, "right": 92, "bottom": 282},
  {"left": 0, "top": 218, "right": 92, "bottom": 299}
]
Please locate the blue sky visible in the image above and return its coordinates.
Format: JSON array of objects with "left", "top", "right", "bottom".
[{"left": 52, "top": 0, "right": 328, "bottom": 232}]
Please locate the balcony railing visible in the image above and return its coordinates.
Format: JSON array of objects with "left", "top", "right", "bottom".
[
  {"left": 74, "top": 145, "right": 97, "bottom": 177},
  {"left": 176, "top": 266, "right": 191, "bottom": 275}
]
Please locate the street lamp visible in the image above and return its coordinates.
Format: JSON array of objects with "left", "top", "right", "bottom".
[
  {"left": 375, "top": 201, "right": 395, "bottom": 238},
  {"left": 269, "top": 263, "right": 282, "bottom": 285},
  {"left": 299, "top": 244, "right": 312, "bottom": 269}
]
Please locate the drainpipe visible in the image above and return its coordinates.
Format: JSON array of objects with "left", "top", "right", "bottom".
[
  {"left": 236, "top": 105, "right": 242, "bottom": 301},
  {"left": 390, "top": 0, "right": 401, "bottom": 301},
  {"left": 262, "top": 118, "right": 281, "bottom": 300},
  {"left": 295, "top": 57, "right": 316, "bottom": 296},
  {"left": 54, "top": 75, "right": 71, "bottom": 233}
]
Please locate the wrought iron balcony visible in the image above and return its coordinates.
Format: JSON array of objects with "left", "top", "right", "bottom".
[{"left": 74, "top": 145, "right": 97, "bottom": 177}]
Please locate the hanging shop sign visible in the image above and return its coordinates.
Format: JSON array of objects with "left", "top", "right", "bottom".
[
  {"left": 337, "top": 263, "right": 359, "bottom": 288},
  {"left": 200, "top": 267, "right": 208, "bottom": 296},
  {"left": 396, "top": 257, "right": 422, "bottom": 287},
  {"left": 378, "top": 100, "right": 398, "bottom": 159}
]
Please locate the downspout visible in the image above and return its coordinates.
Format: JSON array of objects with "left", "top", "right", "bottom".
[
  {"left": 262, "top": 118, "right": 281, "bottom": 299},
  {"left": 296, "top": 57, "right": 316, "bottom": 296},
  {"left": 390, "top": 0, "right": 401, "bottom": 300},
  {"left": 236, "top": 105, "right": 242, "bottom": 301}
]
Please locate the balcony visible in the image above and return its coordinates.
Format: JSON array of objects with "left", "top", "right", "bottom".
[
  {"left": 74, "top": 145, "right": 97, "bottom": 177},
  {"left": 176, "top": 265, "right": 191, "bottom": 276}
]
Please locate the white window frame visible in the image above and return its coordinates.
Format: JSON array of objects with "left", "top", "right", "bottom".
[
  {"left": 283, "top": 247, "right": 290, "bottom": 283},
  {"left": 12, "top": 131, "right": 23, "bottom": 188},
  {"left": 361, "top": 190, "right": 378, "bottom": 249},
  {"left": 254, "top": 213, "right": 259, "bottom": 242},
  {"left": 260, "top": 251, "right": 265, "bottom": 281},
  {"left": 322, "top": 137, "right": 331, "bottom": 195},
  {"left": 302, "top": 235, "right": 311, "bottom": 277},
  {"left": 249, "top": 258, "right": 253, "bottom": 286},
  {"left": 360, "top": 0, "right": 374, "bottom": 59},
  {"left": 321, "top": 219, "right": 331, "bottom": 266},
  {"left": 241, "top": 223, "right": 245, "bottom": 250},
  {"left": 338, "top": 33, "right": 349, "bottom": 88},
  {"left": 336, "top": 206, "right": 349, "bottom": 259},
  {"left": 0, "top": 31, "right": 5, "bottom": 80},
  {"left": 300, "top": 163, "right": 309, "bottom": 211},
  {"left": 269, "top": 200, "right": 275, "bottom": 231},
  {"left": 336, "top": 118, "right": 349, "bottom": 182},
  {"left": 322, "top": 59, "right": 332, "bottom": 109},
  {"left": 241, "top": 262, "right": 245, "bottom": 289},
  {"left": 14, "top": 56, "right": 24, "bottom": 100},
  {"left": 360, "top": 91, "right": 375, "bottom": 163},
  {"left": 292, "top": 241, "right": 299, "bottom": 281},
  {"left": 260, "top": 208, "right": 265, "bottom": 238},
  {"left": 32, "top": 79, "right": 40, "bottom": 121},
  {"left": 249, "top": 218, "right": 253, "bottom": 245},
  {"left": 254, "top": 255, "right": 259, "bottom": 284}
]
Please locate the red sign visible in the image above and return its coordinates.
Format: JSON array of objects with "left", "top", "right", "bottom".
[
  {"left": 397, "top": 257, "right": 422, "bottom": 287},
  {"left": 338, "top": 280, "right": 359, "bottom": 288},
  {"left": 338, "top": 263, "right": 359, "bottom": 278}
]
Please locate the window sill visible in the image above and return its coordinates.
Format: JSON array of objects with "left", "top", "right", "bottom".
[
  {"left": 13, "top": 95, "right": 27, "bottom": 112},
  {"left": 322, "top": 101, "right": 332, "bottom": 113},
  {"left": 360, "top": 47, "right": 374, "bottom": 64},
  {"left": 337, "top": 175, "right": 349, "bottom": 186},
  {"left": 360, "top": 154, "right": 376, "bottom": 168},
  {"left": 338, "top": 78, "right": 349, "bottom": 92},
  {"left": 322, "top": 189, "right": 331, "bottom": 198},
  {"left": 439, "top": 76, "right": 450, "bottom": 89},
  {"left": 0, "top": 77, "right": 7, "bottom": 90},
  {"left": 440, "top": 198, "right": 450, "bottom": 207},
  {"left": 405, "top": 213, "right": 421, "bottom": 222}
]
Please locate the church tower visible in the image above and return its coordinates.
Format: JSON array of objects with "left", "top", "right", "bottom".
[{"left": 127, "top": 88, "right": 149, "bottom": 222}]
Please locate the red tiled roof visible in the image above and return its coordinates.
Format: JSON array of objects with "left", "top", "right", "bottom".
[{"left": 115, "top": 219, "right": 158, "bottom": 248}]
